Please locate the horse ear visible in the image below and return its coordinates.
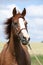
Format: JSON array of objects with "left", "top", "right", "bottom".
[
  {"left": 12, "top": 7, "right": 17, "bottom": 17},
  {"left": 22, "top": 8, "right": 26, "bottom": 17}
]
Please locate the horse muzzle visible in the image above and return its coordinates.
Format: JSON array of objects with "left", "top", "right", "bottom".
[{"left": 21, "top": 36, "right": 30, "bottom": 45}]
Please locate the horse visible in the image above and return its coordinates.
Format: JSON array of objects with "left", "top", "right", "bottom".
[{"left": 0, "top": 7, "right": 31, "bottom": 65}]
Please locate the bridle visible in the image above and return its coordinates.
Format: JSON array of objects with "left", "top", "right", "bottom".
[
  {"left": 12, "top": 21, "right": 26, "bottom": 35},
  {"left": 18, "top": 28, "right": 26, "bottom": 35}
]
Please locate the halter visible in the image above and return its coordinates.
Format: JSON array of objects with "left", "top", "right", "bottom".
[
  {"left": 12, "top": 22, "right": 26, "bottom": 35},
  {"left": 18, "top": 28, "right": 26, "bottom": 35}
]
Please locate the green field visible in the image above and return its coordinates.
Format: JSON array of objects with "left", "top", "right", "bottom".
[
  {"left": 31, "top": 55, "right": 43, "bottom": 65},
  {"left": 0, "top": 42, "right": 43, "bottom": 65}
]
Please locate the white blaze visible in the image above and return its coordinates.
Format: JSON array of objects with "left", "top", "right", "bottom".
[
  {"left": 19, "top": 18, "right": 30, "bottom": 40},
  {"left": 19, "top": 18, "right": 25, "bottom": 29}
]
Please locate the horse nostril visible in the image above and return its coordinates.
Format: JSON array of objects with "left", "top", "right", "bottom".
[
  {"left": 23, "top": 36, "right": 26, "bottom": 40},
  {"left": 28, "top": 37, "right": 30, "bottom": 41}
]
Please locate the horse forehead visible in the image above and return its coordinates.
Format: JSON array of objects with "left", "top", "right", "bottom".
[
  {"left": 19, "top": 18, "right": 24, "bottom": 23},
  {"left": 13, "top": 14, "right": 24, "bottom": 21}
]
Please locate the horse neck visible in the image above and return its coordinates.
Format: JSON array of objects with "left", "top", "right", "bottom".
[{"left": 9, "top": 31, "right": 22, "bottom": 56}]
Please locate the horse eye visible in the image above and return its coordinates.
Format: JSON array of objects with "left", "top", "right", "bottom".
[
  {"left": 14, "top": 23, "right": 17, "bottom": 25},
  {"left": 15, "top": 23, "right": 17, "bottom": 25}
]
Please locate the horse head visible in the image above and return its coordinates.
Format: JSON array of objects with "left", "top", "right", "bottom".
[{"left": 12, "top": 7, "right": 30, "bottom": 45}]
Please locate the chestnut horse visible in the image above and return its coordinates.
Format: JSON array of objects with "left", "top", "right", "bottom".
[{"left": 0, "top": 7, "right": 31, "bottom": 65}]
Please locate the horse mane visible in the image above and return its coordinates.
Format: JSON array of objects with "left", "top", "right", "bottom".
[{"left": 5, "top": 17, "right": 12, "bottom": 40}]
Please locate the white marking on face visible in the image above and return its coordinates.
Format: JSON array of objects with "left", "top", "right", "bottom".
[
  {"left": 19, "top": 18, "right": 30, "bottom": 40},
  {"left": 19, "top": 18, "right": 25, "bottom": 29}
]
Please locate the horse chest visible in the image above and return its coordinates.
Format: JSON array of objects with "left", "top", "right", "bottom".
[
  {"left": 9, "top": 51, "right": 27, "bottom": 65},
  {"left": 4, "top": 55, "right": 27, "bottom": 65},
  {"left": 3, "top": 51, "right": 24, "bottom": 65},
  {"left": 12, "top": 55, "right": 27, "bottom": 65}
]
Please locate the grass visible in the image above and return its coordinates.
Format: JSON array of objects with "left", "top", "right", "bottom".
[
  {"left": 0, "top": 42, "right": 43, "bottom": 65},
  {"left": 31, "top": 55, "right": 43, "bottom": 65}
]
